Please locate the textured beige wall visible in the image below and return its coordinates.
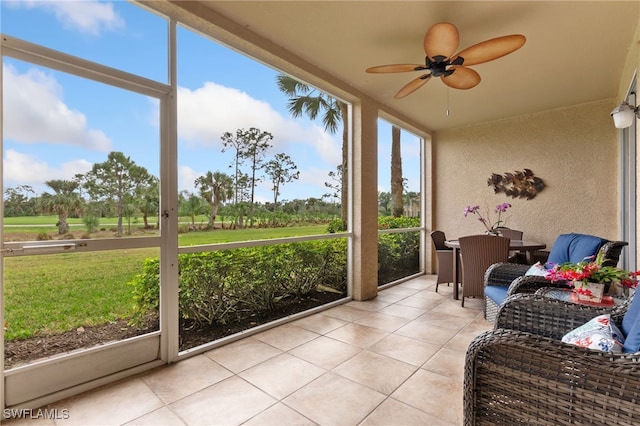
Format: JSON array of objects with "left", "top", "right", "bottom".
[{"left": 433, "top": 100, "right": 619, "bottom": 251}]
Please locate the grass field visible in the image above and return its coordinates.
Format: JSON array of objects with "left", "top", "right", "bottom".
[
  {"left": 3, "top": 219, "right": 330, "bottom": 340},
  {"left": 4, "top": 249, "right": 156, "bottom": 340},
  {"left": 4, "top": 214, "right": 209, "bottom": 226}
]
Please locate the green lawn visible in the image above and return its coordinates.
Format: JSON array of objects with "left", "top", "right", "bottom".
[
  {"left": 3, "top": 214, "right": 285, "bottom": 228},
  {"left": 3, "top": 221, "right": 330, "bottom": 340},
  {"left": 4, "top": 249, "right": 156, "bottom": 339},
  {"left": 4, "top": 215, "right": 86, "bottom": 225},
  {"left": 178, "top": 225, "right": 329, "bottom": 245}
]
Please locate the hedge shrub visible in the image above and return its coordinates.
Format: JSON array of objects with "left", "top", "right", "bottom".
[
  {"left": 130, "top": 216, "right": 421, "bottom": 330},
  {"left": 377, "top": 216, "right": 421, "bottom": 285},
  {"left": 129, "top": 238, "right": 347, "bottom": 328}
]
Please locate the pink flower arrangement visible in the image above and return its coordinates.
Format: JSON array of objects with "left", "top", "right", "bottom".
[
  {"left": 546, "top": 250, "right": 640, "bottom": 294},
  {"left": 464, "top": 203, "right": 512, "bottom": 232}
]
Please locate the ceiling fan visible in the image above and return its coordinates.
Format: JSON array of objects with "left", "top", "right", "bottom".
[{"left": 366, "top": 22, "right": 526, "bottom": 99}]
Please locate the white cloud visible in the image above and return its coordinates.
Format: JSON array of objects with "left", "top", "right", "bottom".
[
  {"left": 303, "top": 127, "right": 342, "bottom": 166},
  {"left": 178, "top": 83, "right": 284, "bottom": 147},
  {"left": 177, "top": 83, "right": 341, "bottom": 165},
  {"left": 3, "top": 63, "right": 112, "bottom": 151},
  {"left": 178, "top": 165, "right": 201, "bottom": 194},
  {"left": 60, "top": 158, "right": 93, "bottom": 178},
  {"left": 5, "top": 0, "right": 124, "bottom": 36},
  {"left": 299, "top": 166, "right": 333, "bottom": 192},
  {"left": 3, "top": 149, "right": 92, "bottom": 188}
]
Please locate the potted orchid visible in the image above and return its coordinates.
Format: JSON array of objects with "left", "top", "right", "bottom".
[
  {"left": 464, "top": 203, "right": 512, "bottom": 234},
  {"left": 546, "top": 250, "right": 639, "bottom": 302}
]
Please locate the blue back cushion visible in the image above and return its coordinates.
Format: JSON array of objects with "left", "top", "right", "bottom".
[
  {"left": 546, "top": 233, "right": 608, "bottom": 266},
  {"left": 622, "top": 294, "right": 640, "bottom": 352}
]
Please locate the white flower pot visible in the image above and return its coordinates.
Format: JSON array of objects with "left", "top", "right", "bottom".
[{"left": 573, "top": 281, "right": 605, "bottom": 303}]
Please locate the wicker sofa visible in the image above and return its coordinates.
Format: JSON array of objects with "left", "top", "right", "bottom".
[
  {"left": 483, "top": 234, "right": 628, "bottom": 323},
  {"left": 464, "top": 292, "right": 640, "bottom": 425}
]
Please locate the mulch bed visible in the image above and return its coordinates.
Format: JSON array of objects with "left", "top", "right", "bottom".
[{"left": 4, "top": 290, "right": 344, "bottom": 370}]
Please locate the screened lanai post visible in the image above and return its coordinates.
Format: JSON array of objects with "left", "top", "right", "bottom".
[{"left": 352, "top": 101, "right": 379, "bottom": 300}]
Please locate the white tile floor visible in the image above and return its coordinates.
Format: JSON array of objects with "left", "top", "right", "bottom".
[{"left": 4, "top": 275, "right": 491, "bottom": 426}]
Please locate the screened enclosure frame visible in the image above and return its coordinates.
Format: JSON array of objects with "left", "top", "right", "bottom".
[{"left": 0, "top": 1, "right": 434, "bottom": 410}]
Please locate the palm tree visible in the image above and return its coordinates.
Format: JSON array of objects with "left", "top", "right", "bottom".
[
  {"left": 277, "top": 74, "right": 349, "bottom": 230},
  {"left": 38, "top": 179, "right": 85, "bottom": 235},
  {"left": 391, "top": 125, "right": 404, "bottom": 217},
  {"left": 195, "top": 171, "right": 234, "bottom": 228}
]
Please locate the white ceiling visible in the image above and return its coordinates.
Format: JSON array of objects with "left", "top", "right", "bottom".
[{"left": 195, "top": 1, "right": 639, "bottom": 132}]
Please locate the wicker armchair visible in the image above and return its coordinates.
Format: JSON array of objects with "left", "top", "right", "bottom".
[
  {"left": 464, "top": 294, "right": 640, "bottom": 425},
  {"left": 484, "top": 235, "right": 628, "bottom": 323}
]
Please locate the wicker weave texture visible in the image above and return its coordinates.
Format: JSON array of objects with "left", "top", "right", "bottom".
[
  {"left": 465, "top": 294, "right": 639, "bottom": 425},
  {"left": 483, "top": 297, "right": 499, "bottom": 324},
  {"left": 459, "top": 235, "right": 510, "bottom": 306},
  {"left": 482, "top": 240, "right": 629, "bottom": 322}
]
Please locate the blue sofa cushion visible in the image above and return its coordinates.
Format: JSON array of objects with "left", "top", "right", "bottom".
[
  {"left": 621, "top": 293, "right": 640, "bottom": 353},
  {"left": 546, "top": 233, "right": 608, "bottom": 267},
  {"left": 622, "top": 293, "right": 640, "bottom": 336},
  {"left": 485, "top": 285, "right": 509, "bottom": 305},
  {"left": 623, "top": 319, "right": 640, "bottom": 353}
]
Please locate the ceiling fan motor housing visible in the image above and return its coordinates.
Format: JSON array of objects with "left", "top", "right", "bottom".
[{"left": 426, "top": 55, "right": 458, "bottom": 77}]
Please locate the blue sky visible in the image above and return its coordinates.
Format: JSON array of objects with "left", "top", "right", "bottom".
[{"left": 2, "top": 0, "right": 421, "bottom": 204}]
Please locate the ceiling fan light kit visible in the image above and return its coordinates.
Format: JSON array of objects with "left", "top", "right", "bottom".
[{"left": 366, "top": 22, "right": 526, "bottom": 99}]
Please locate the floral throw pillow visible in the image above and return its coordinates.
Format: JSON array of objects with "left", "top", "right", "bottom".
[
  {"left": 561, "top": 314, "right": 625, "bottom": 353},
  {"left": 525, "top": 261, "right": 548, "bottom": 277}
]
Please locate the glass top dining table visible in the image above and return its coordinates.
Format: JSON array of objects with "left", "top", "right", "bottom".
[{"left": 443, "top": 239, "right": 547, "bottom": 300}]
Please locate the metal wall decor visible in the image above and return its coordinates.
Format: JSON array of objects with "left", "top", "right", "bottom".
[{"left": 487, "top": 168, "right": 545, "bottom": 200}]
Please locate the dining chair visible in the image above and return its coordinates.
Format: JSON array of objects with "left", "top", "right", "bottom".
[
  {"left": 495, "top": 227, "right": 523, "bottom": 240},
  {"left": 495, "top": 227, "right": 526, "bottom": 263},
  {"left": 458, "top": 235, "right": 510, "bottom": 307},
  {"left": 430, "top": 230, "right": 456, "bottom": 292}
]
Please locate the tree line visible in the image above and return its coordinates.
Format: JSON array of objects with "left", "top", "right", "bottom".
[
  {"left": 4, "top": 172, "right": 418, "bottom": 236},
  {"left": 4, "top": 74, "right": 419, "bottom": 236},
  {"left": 4, "top": 131, "right": 305, "bottom": 236}
]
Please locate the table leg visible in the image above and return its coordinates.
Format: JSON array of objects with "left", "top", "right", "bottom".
[
  {"left": 525, "top": 249, "right": 534, "bottom": 264},
  {"left": 452, "top": 248, "right": 459, "bottom": 300}
]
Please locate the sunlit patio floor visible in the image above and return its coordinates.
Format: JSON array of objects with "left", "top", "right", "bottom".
[{"left": 5, "top": 275, "right": 491, "bottom": 426}]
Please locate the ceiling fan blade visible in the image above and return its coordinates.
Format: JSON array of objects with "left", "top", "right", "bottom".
[
  {"left": 366, "top": 64, "right": 426, "bottom": 73},
  {"left": 423, "top": 22, "right": 459, "bottom": 60},
  {"left": 395, "top": 75, "right": 431, "bottom": 99},
  {"left": 453, "top": 34, "right": 526, "bottom": 66},
  {"left": 442, "top": 66, "right": 481, "bottom": 89}
]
